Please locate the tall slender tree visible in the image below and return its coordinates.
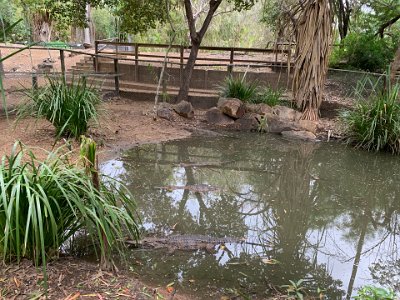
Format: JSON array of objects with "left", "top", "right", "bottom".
[{"left": 117, "top": 0, "right": 256, "bottom": 104}]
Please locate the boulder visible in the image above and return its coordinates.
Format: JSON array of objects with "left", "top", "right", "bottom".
[
  {"left": 297, "top": 119, "right": 317, "bottom": 134},
  {"left": 233, "top": 113, "right": 260, "bottom": 131},
  {"left": 245, "top": 103, "right": 273, "bottom": 115},
  {"left": 272, "top": 105, "right": 302, "bottom": 121},
  {"left": 217, "top": 98, "right": 245, "bottom": 119},
  {"left": 205, "top": 107, "right": 235, "bottom": 125},
  {"left": 266, "top": 114, "right": 297, "bottom": 133},
  {"left": 281, "top": 130, "right": 317, "bottom": 141},
  {"left": 173, "top": 101, "right": 194, "bottom": 119},
  {"left": 157, "top": 107, "right": 174, "bottom": 121}
]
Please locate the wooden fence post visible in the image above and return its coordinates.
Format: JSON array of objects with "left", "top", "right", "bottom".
[
  {"left": 135, "top": 43, "right": 139, "bottom": 82},
  {"left": 32, "top": 73, "right": 38, "bottom": 90},
  {"left": 228, "top": 48, "right": 234, "bottom": 74},
  {"left": 60, "top": 49, "right": 66, "bottom": 81},
  {"left": 180, "top": 46, "right": 184, "bottom": 85},
  {"left": 114, "top": 58, "right": 119, "bottom": 95},
  {"left": 94, "top": 41, "right": 99, "bottom": 72}
]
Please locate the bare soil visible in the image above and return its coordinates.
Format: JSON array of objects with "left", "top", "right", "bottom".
[{"left": 0, "top": 258, "right": 188, "bottom": 300}]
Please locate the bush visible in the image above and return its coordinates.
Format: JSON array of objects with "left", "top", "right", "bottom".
[
  {"left": 251, "top": 86, "right": 283, "bottom": 106},
  {"left": 0, "top": 142, "right": 140, "bottom": 269},
  {"left": 341, "top": 76, "right": 400, "bottom": 153},
  {"left": 354, "top": 285, "right": 395, "bottom": 300},
  {"left": 219, "top": 75, "right": 258, "bottom": 102},
  {"left": 219, "top": 75, "right": 282, "bottom": 106},
  {"left": 18, "top": 76, "right": 100, "bottom": 139},
  {"left": 330, "top": 33, "right": 396, "bottom": 72}
]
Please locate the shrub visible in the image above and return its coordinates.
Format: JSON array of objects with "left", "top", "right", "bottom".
[
  {"left": 219, "top": 75, "right": 258, "bottom": 102},
  {"left": 341, "top": 76, "right": 400, "bottom": 153},
  {"left": 354, "top": 285, "right": 395, "bottom": 300},
  {"left": 252, "top": 86, "right": 283, "bottom": 106},
  {"left": 0, "top": 142, "right": 140, "bottom": 270},
  {"left": 18, "top": 76, "right": 100, "bottom": 139},
  {"left": 219, "top": 75, "right": 282, "bottom": 106},
  {"left": 330, "top": 33, "right": 396, "bottom": 72}
]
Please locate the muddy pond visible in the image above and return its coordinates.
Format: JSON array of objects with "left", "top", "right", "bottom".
[{"left": 101, "top": 133, "right": 400, "bottom": 299}]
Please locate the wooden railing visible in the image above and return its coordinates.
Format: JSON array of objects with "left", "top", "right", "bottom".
[{"left": 94, "top": 40, "right": 292, "bottom": 75}]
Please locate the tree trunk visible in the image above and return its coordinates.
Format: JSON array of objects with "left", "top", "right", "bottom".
[
  {"left": 83, "top": 4, "right": 92, "bottom": 47},
  {"left": 177, "top": 42, "right": 200, "bottom": 102},
  {"left": 292, "top": 0, "right": 332, "bottom": 121},
  {"left": 176, "top": 0, "right": 222, "bottom": 103},
  {"left": 33, "top": 19, "right": 52, "bottom": 42}
]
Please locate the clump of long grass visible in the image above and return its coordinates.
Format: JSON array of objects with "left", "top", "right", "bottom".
[
  {"left": 341, "top": 76, "right": 400, "bottom": 153},
  {"left": 252, "top": 86, "right": 283, "bottom": 106},
  {"left": 219, "top": 75, "right": 259, "bottom": 102},
  {"left": 219, "top": 75, "right": 282, "bottom": 106},
  {"left": 18, "top": 76, "right": 100, "bottom": 139},
  {"left": 0, "top": 142, "right": 140, "bottom": 271}
]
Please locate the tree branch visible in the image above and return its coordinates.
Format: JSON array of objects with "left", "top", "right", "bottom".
[
  {"left": 184, "top": 0, "right": 198, "bottom": 42},
  {"left": 376, "top": 13, "right": 400, "bottom": 38},
  {"left": 198, "top": 0, "right": 222, "bottom": 39}
]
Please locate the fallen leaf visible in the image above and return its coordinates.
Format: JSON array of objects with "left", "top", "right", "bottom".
[{"left": 167, "top": 286, "right": 174, "bottom": 293}]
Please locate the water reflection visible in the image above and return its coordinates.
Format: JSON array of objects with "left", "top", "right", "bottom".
[{"left": 102, "top": 133, "right": 400, "bottom": 299}]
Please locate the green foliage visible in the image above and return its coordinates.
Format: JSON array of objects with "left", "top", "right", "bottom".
[
  {"left": 18, "top": 76, "right": 101, "bottom": 139},
  {"left": 281, "top": 279, "right": 306, "bottom": 300},
  {"left": 330, "top": 33, "right": 397, "bottom": 72},
  {"left": 354, "top": 285, "right": 395, "bottom": 300},
  {"left": 219, "top": 75, "right": 258, "bottom": 102},
  {"left": 92, "top": 8, "right": 116, "bottom": 40},
  {"left": 341, "top": 76, "right": 400, "bottom": 153},
  {"left": 219, "top": 75, "right": 282, "bottom": 105},
  {"left": 252, "top": 86, "right": 282, "bottom": 106},
  {"left": 0, "top": 142, "right": 140, "bottom": 269}
]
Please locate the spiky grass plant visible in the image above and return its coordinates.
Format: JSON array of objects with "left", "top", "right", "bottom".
[
  {"left": 18, "top": 76, "right": 100, "bottom": 139},
  {"left": 341, "top": 77, "right": 400, "bottom": 153},
  {"left": 219, "top": 75, "right": 258, "bottom": 102},
  {"left": 252, "top": 86, "right": 283, "bottom": 106},
  {"left": 0, "top": 142, "right": 140, "bottom": 273}
]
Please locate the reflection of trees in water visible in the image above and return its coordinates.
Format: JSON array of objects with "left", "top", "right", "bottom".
[
  {"left": 250, "top": 143, "right": 345, "bottom": 298},
  {"left": 118, "top": 135, "right": 400, "bottom": 298}
]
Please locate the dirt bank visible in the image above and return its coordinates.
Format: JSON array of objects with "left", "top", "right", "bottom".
[{"left": 0, "top": 97, "right": 195, "bottom": 162}]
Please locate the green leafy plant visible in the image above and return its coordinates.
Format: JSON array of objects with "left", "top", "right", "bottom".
[
  {"left": 0, "top": 142, "right": 140, "bottom": 274},
  {"left": 330, "top": 33, "right": 396, "bottom": 72},
  {"left": 341, "top": 75, "right": 400, "bottom": 153},
  {"left": 354, "top": 285, "right": 395, "bottom": 300},
  {"left": 18, "top": 76, "right": 101, "bottom": 139},
  {"left": 281, "top": 279, "right": 306, "bottom": 300},
  {"left": 219, "top": 75, "right": 258, "bottom": 102},
  {"left": 252, "top": 86, "right": 282, "bottom": 106}
]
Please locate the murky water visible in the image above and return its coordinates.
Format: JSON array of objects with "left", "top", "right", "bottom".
[{"left": 102, "top": 133, "right": 400, "bottom": 299}]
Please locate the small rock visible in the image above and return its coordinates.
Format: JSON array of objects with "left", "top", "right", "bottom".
[
  {"left": 266, "top": 114, "right": 297, "bottom": 133},
  {"left": 173, "top": 101, "right": 194, "bottom": 119},
  {"left": 218, "top": 98, "right": 245, "bottom": 119},
  {"left": 157, "top": 107, "right": 174, "bottom": 121},
  {"left": 205, "top": 107, "right": 235, "bottom": 125},
  {"left": 281, "top": 130, "right": 316, "bottom": 141},
  {"left": 37, "top": 63, "right": 53, "bottom": 70},
  {"left": 233, "top": 113, "right": 260, "bottom": 131},
  {"left": 297, "top": 119, "right": 317, "bottom": 134},
  {"left": 272, "top": 105, "right": 301, "bottom": 121},
  {"left": 245, "top": 103, "right": 273, "bottom": 115}
]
